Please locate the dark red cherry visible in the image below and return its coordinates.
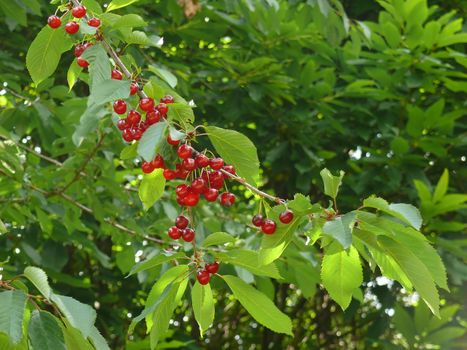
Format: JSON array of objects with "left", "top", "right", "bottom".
[
  {"left": 175, "top": 215, "right": 189, "bottom": 229},
  {"left": 203, "top": 188, "right": 219, "bottom": 202},
  {"left": 220, "top": 192, "right": 236, "bottom": 207},
  {"left": 161, "top": 95, "right": 175, "bottom": 104},
  {"left": 182, "top": 158, "right": 196, "bottom": 171},
  {"left": 139, "top": 98, "right": 155, "bottom": 112},
  {"left": 146, "top": 110, "right": 161, "bottom": 125},
  {"left": 205, "top": 262, "right": 219, "bottom": 274},
  {"left": 130, "top": 83, "right": 138, "bottom": 96},
  {"left": 252, "top": 214, "right": 265, "bottom": 227},
  {"left": 72, "top": 5, "right": 86, "bottom": 18},
  {"left": 168, "top": 226, "right": 182, "bottom": 240},
  {"left": 48, "top": 15, "right": 61, "bottom": 29},
  {"left": 141, "top": 161, "right": 155, "bottom": 174},
  {"left": 87, "top": 17, "right": 101, "bottom": 27},
  {"left": 177, "top": 144, "right": 193, "bottom": 159},
  {"left": 117, "top": 118, "right": 128, "bottom": 131},
  {"left": 76, "top": 57, "right": 89, "bottom": 68},
  {"left": 163, "top": 169, "right": 176, "bottom": 180},
  {"left": 210, "top": 158, "right": 224, "bottom": 170},
  {"left": 279, "top": 210, "right": 294, "bottom": 224},
  {"left": 182, "top": 228, "right": 195, "bottom": 242},
  {"left": 127, "top": 110, "right": 141, "bottom": 126},
  {"left": 261, "top": 219, "right": 277, "bottom": 234},
  {"left": 111, "top": 69, "right": 123, "bottom": 80},
  {"left": 197, "top": 270, "right": 210, "bottom": 285},
  {"left": 122, "top": 129, "right": 133, "bottom": 142},
  {"left": 113, "top": 100, "right": 127, "bottom": 114},
  {"left": 191, "top": 178, "right": 206, "bottom": 194},
  {"left": 176, "top": 184, "right": 190, "bottom": 198},
  {"left": 65, "top": 21, "right": 80, "bottom": 34},
  {"left": 184, "top": 192, "right": 199, "bottom": 207},
  {"left": 167, "top": 135, "right": 180, "bottom": 146},
  {"left": 222, "top": 165, "right": 236, "bottom": 176},
  {"left": 151, "top": 155, "right": 164, "bottom": 169},
  {"left": 195, "top": 154, "right": 210, "bottom": 168},
  {"left": 156, "top": 103, "right": 168, "bottom": 115}
]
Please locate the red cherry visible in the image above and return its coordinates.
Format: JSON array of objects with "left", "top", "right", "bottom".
[
  {"left": 210, "top": 179, "right": 224, "bottom": 190},
  {"left": 210, "top": 171, "right": 224, "bottom": 183},
  {"left": 205, "top": 262, "right": 219, "bottom": 274},
  {"left": 195, "top": 154, "right": 210, "bottom": 168},
  {"left": 72, "top": 5, "right": 86, "bottom": 18},
  {"left": 261, "top": 219, "right": 277, "bottom": 234},
  {"left": 168, "top": 226, "right": 182, "bottom": 240},
  {"left": 279, "top": 210, "right": 294, "bottom": 224},
  {"left": 252, "top": 214, "right": 265, "bottom": 227},
  {"left": 203, "top": 188, "right": 219, "bottom": 202},
  {"left": 191, "top": 178, "right": 206, "bottom": 194},
  {"left": 197, "top": 270, "right": 210, "bottom": 285},
  {"left": 117, "top": 118, "right": 128, "bottom": 131},
  {"left": 176, "top": 196, "right": 186, "bottom": 206},
  {"left": 210, "top": 158, "right": 224, "bottom": 170},
  {"left": 175, "top": 215, "right": 189, "bottom": 229},
  {"left": 182, "top": 228, "right": 195, "bottom": 242},
  {"left": 220, "top": 192, "right": 236, "bottom": 207},
  {"left": 177, "top": 144, "right": 193, "bottom": 159},
  {"left": 74, "top": 42, "right": 92, "bottom": 57},
  {"left": 163, "top": 169, "right": 176, "bottom": 180},
  {"left": 87, "top": 17, "right": 101, "bottom": 27},
  {"left": 48, "top": 15, "right": 61, "bottom": 29},
  {"left": 127, "top": 110, "right": 141, "bottom": 126},
  {"left": 132, "top": 128, "right": 143, "bottom": 140},
  {"left": 141, "top": 161, "right": 155, "bottom": 174},
  {"left": 156, "top": 103, "right": 168, "bottom": 115},
  {"left": 146, "top": 110, "right": 161, "bottom": 125},
  {"left": 175, "top": 165, "right": 189, "bottom": 179},
  {"left": 130, "top": 82, "right": 138, "bottom": 96},
  {"left": 65, "top": 21, "right": 80, "bottom": 34},
  {"left": 122, "top": 129, "right": 133, "bottom": 142},
  {"left": 222, "top": 165, "right": 236, "bottom": 176},
  {"left": 139, "top": 98, "right": 155, "bottom": 112},
  {"left": 76, "top": 57, "right": 89, "bottom": 68},
  {"left": 152, "top": 155, "right": 164, "bottom": 169},
  {"left": 167, "top": 135, "right": 180, "bottom": 146},
  {"left": 184, "top": 192, "right": 199, "bottom": 207},
  {"left": 112, "top": 69, "right": 123, "bottom": 80},
  {"left": 113, "top": 100, "right": 127, "bottom": 114},
  {"left": 176, "top": 184, "right": 190, "bottom": 198},
  {"left": 161, "top": 95, "right": 175, "bottom": 104},
  {"left": 182, "top": 158, "right": 196, "bottom": 171}
]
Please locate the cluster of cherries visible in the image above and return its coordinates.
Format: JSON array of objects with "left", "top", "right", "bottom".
[
  {"left": 47, "top": 5, "right": 101, "bottom": 34},
  {"left": 251, "top": 209, "right": 294, "bottom": 235}
]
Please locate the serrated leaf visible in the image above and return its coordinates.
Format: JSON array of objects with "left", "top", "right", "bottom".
[
  {"left": 148, "top": 65, "right": 177, "bottom": 88},
  {"left": 24, "top": 266, "right": 52, "bottom": 299},
  {"left": 81, "top": 44, "right": 110, "bottom": 91},
  {"left": 128, "top": 252, "right": 186, "bottom": 276},
  {"left": 88, "top": 326, "right": 110, "bottom": 350},
  {"left": 216, "top": 249, "right": 281, "bottom": 278},
  {"left": 363, "top": 196, "right": 422, "bottom": 229},
  {"left": 320, "top": 168, "right": 344, "bottom": 200},
  {"left": 113, "top": 14, "right": 147, "bottom": 28},
  {"left": 222, "top": 275, "right": 292, "bottom": 335},
  {"left": 202, "top": 232, "right": 236, "bottom": 247},
  {"left": 0, "top": 290, "right": 27, "bottom": 344},
  {"left": 28, "top": 311, "right": 66, "bottom": 350},
  {"left": 167, "top": 103, "right": 195, "bottom": 131},
  {"left": 72, "top": 104, "right": 107, "bottom": 146},
  {"left": 61, "top": 323, "right": 94, "bottom": 350},
  {"left": 88, "top": 79, "right": 130, "bottom": 106},
  {"left": 106, "top": 0, "right": 140, "bottom": 12},
  {"left": 137, "top": 121, "right": 168, "bottom": 162},
  {"left": 191, "top": 283, "right": 214, "bottom": 336},
  {"left": 120, "top": 142, "right": 138, "bottom": 160},
  {"left": 206, "top": 126, "right": 259, "bottom": 185},
  {"left": 138, "top": 168, "right": 166, "bottom": 210},
  {"left": 322, "top": 212, "right": 355, "bottom": 249}
]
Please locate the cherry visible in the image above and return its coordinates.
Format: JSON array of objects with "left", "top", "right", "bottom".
[
  {"left": 222, "top": 165, "right": 236, "bottom": 175},
  {"left": 74, "top": 42, "right": 92, "bottom": 57},
  {"left": 152, "top": 155, "right": 164, "bottom": 169},
  {"left": 132, "top": 128, "right": 143, "bottom": 140},
  {"left": 220, "top": 192, "right": 236, "bottom": 207},
  {"left": 72, "top": 5, "right": 86, "bottom": 18},
  {"left": 203, "top": 188, "right": 219, "bottom": 202},
  {"left": 65, "top": 21, "right": 80, "bottom": 34},
  {"left": 176, "top": 184, "right": 190, "bottom": 198},
  {"left": 76, "top": 57, "right": 89, "bottom": 68},
  {"left": 252, "top": 214, "right": 265, "bottom": 227},
  {"left": 195, "top": 154, "right": 210, "bottom": 168},
  {"left": 130, "top": 83, "right": 138, "bottom": 96},
  {"left": 47, "top": 15, "right": 61, "bottom": 29},
  {"left": 279, "top": 209, "right": 294, "bottom": 224},
  {"left": 146, "top": 110, "right": 161, "bottom": 125},
  {"left": 122, "top": 129, "right": 133, "bottom": 142},
  {"left": 139, "top": 98, "right": 155, "bottom": 112},
  {"left": 168, "top": 226, "right": 182, "bottom": 240},
  {"left": 117, "top": 118, "right": 128, "bottom": 131},
  {"left": 177, "top": 144, "right": 193, "bottom": 159},
  {"left": 210, "top": 179, "right": 224, "bottom": 190},
  {"left": 141, "top": 161, "right": 155, "bottom": 174},
  {"left": 210, "top": 157, "right": 224, "bottom": 170},
  {"left": 156, "top": 103, "right": 168, "bottom": 115},
  {"left": 191, "top": 178, "right": 206, "bottom": 194},
  {"left": 127, "top": 110, "right": 141, "bottom": 126},
  {"left": 161, "top": 95, "right": 175, "bottom": 104},
  {"left": 175, "top": 215, "right": 189, "bottom": 229},
  {"left": 184, "top": 192, "right": 200, "bottom": 207},
  {"left": 175, "top": 164, "right": 189, "bottom": 179},
  {"left": 205, "top": 262, "right": 219, "bottom": 274},
  {"left": 182, "top": 228, "right": 195, "bottom": 242},
  {"left": 182, "top": 158, "right": 196, "bottom": 171},
  {"left": 210, "top": 171, "right": 224, "bottom": 183},
  {"left": 87, "top": 17, "right": 101, "bottom": 27},
  {"left": 113, "top": 100, "right": 127, "bottom": 114},
  {"left": 112, "top": 69, "right": 123, "bottom": 80},
  {"left": 167, "top": 135, "right": 180, "bottom": 146},
  {"left": 163, "top": 169, "right": 176, "bottom": 180},
  {"left": 197, "top": 270, "right": 210, "bottom": 285},
  {"left": 177, "top": 196, "right": 186, "bottom": 206},
  {"left": 261, "top": 219, "right": 277, "bottom": 235}
]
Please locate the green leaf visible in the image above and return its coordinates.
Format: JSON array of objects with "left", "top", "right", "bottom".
[
  {"left": 191, "top": 282, "right": 214, "bottom": 336},
  {"left": 88, "top": 326, "right": 110, "bottom": 350},
  {"left": 202, "top": 232, "right": 236, "bottom": 247},
  {"left": 414, "top": 180, "right": 431, "bottom": 203},
  {"left": 0, "top": 219, "right": 6, "bottom": 234},
  {"left": 321, "top": 246, "right": 363, "bottom": 310},
  {"left": 82, "top": 0, "right": 102, "bottom": 14},
  {"left": 24, "top": 266, "right": 52, "bottom": 299},
  {"left": 0, "top": 1, "right": 26, "bottom": 26},
  {"left": 393, "top": 305, "right": 416, "bottom": 345},
  {"left": 216, "top": 250, "right": 281, "bottom": 279},
  {"left": 320, "top": 168, "right": 344, "bottom": 200},
  {"left": 72, "top": 105, "right": 107, "bottom": 146},
  {"left": 0, "top": 290, "right": 27, "bottom": 344},
  {"left": 128, "top": 252, "right": 186, "bottom": 276},
  {"left": 205, "top": 126, "right": 260, "bottom": 185},
  {"left": 106, "top": 0, "right": 140, "bottom": 12},
  {"left": 433, "top": 169, "right": 449, "bottom": 203},
  {"left": 51, "top": 294, "right": 97, "bottom": 338},
  {"left": 88, "top": 80, "right": 130, "bottom": 106},
  {"left": 67, "top": 60, "right": 83, "bottom": 91},
  {"left": 120, "top": 142, "right": 138, "bottom": 160},
  {"left": 148, "top": 65, "right": 178, "bottom": 88},
  {"left": 137, "top": 121, "right": 168, "bottom": 162},
  {"left": 26, "top": 25, "right": 73, "bottom": 85},
  {"left": 138, "top": 168, "right": 166, "bottom": 211},
  {"left": 28, "top": 311, "right": 66, "bottom": 350},
  {"left": 61, "top": 323, "right": 94, "bottom": 350},
  {"left": 81, "top": 44, "right": 111, "bottom": 91},
  {"left": 222, "top": 275, "right": 292, "bottom": 335},
  {"left": 167, "top": 103, "right": 195, "bottom": 131},
  {"left": 113, "top": 14, "right": 147, "bottom": 28},
  {"left": 322, "top": 212, "right": 355, "bottom": 249},
  {"left": 363, "top": 196, "right": 422, "bottom": 229}
]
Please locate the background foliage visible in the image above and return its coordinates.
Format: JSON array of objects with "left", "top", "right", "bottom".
[{"left": 0, "top": 0, "right": 466, "bottom": 349}]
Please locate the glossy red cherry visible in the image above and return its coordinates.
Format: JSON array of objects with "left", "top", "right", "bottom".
[
  {"left": 191, "top": 178, "right": 206, "bottom": 194},
  {"left": 87, "top": 17, "right": 100, "bottom": 27},
  {"left": 184, "top": 192, "right": 199, "bottom": 207},
  {"left": 65, "top": 21, "right": 80, "bottom": 34},
  {"left": 220, "top": 192, "right": 236, "bottom": 207},
  {"left": 127, "top": 110, "right": 141, "bottom": 126},
  {"left": 48, "top": 15, "right": 61, "bottom": 29},
  {"left": 139, "top": 98, "right": 154, "bottom": 112},
  {"left": 167, "top": 135, "right": 180, "bottom": 146},
  {"left": 203, "top": 188, "right": 219, "bottom": 202},
  {"left": 176, "top": 184, "right": 190, "bottom": 198},
  {"left": 163, "top": 169, "right": 176, "bottom": 180},
  {"left": 122, "top": 129, "right": 133, "bottom": 142},
  {"left": 261, "top": 219, "right": 277, "bottom": 234},
  {"left": 111, "top": 69, "right": 123, "bottom": 80},
  {"left": 175, "top": 164, "right": 189, "bottom": 179},
  {"left": 117, "top": 118, "right": 128, "bottom": 131},
  {"left": 210, "top": 171, "right": 224, "bottom": 183},
  {"left": 130, "top": 82, "right": 138, "bottom": 96},
  {"left": 197, "top": 270, "right": 210, "bottom": 285},
  {"left": 113, "top": 100, "right": 127, "bottom": 114},
  {"left": 168, "top": 226, "right": 182, "bottom": 240},
  {"left": 210, "top": 158, "right": 224, "bottom": 170},
  {"left": 175, "top": 215, "right": 189, "bottom": 229},
  {"left": 222, "top": 165, "right": 236, "bottom": 175},
  {"left": 279, "top": 209, "right": 294, "bottom": 224},
  {"left": 132, "top": 128, "right": 142, "bottom": 140},
  {"left": 72, "top": 5, "right": 86, "bottom": 18},
  {"left": 141, "top": 161, "right": 155, "bottom": 174},
  {"left": 205, "top": 262, "right": 219, "bottom": 274},
  {"left": 182, "top": 158, "right": 196, "bottom": 171},
  {"left": 74, "top": 42, "right": 92, "bottom": 57},
  {"left": 182, "top": 228, "right": 195, "bottom": 242},
  {"left": 156, "top": 103, "right": 168, "bottom": 115},
  {"left": 177, "top": 144, "right": 193, "bottom": 159},
  {"left": 161, "top": 95, "right": 175, "bottom": 104},
  {"left": 210, "top": 179, "right": 224, "bottom": 190},
  {"left": 252, "top": 214, "right": 265, "bottom": 227},
  {"left": 195, "top": 154, "right": 210, "bottom": 168},
  {"left": 76, "top": 57, "right": 89, "bottom": 68},
  {"left": 146, "top": 110, "right": 161, "bottom": 125},
  {"left": 152, "top": 155, "right": 164, "bottom": 169}
]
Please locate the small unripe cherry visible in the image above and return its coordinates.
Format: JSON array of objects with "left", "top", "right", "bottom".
[
  {"left": 146, "top": 110, "right": 161, "bottom": 125},
  {"left": 176, "top": 184, "right": 190, "bottom": 198},
  {"left": 191, "top": 178, "right": 206, "bottom": 194},
  {"left": 182, "top": 228, "right": 195, "bottom": 242},
  {"left": 65, "top": 21, "right": 80, "bottom": 34},
  {"left": 279, "top": 209, "right": 294, "bottom": 224},
  {"left": 87, "top": 17, "right": 101, "bottom": 27},
  {"left": 177, "top": 144, "right": 193, "bottom": 159},
  {"left": 197, "top": 270, "right": 210, "bottom": 285},
  {"left": 252, "top": 214, "right": 265, "bottom": 227},
  {"left": 122, "top": 129, "right": 133, "bottom": 142},
  {"left": 204, "top": 188, "right": 219, "bottom": 202},
  {"left": 210, "top": 157, "right": 224, "bottom": 170},
  {"left": 175, "top": 215, "right": 189, "bottom": 229},
  {"left": 205, "top": 262, "right": 219, "bottom": 274},
  {"left": 163, "top": 169, "right": 176, "bottom": 180},
  {"left": 182, "top": 158, "right": 196, "bottom": 171},
  {"left": 130, "top": 82, "right": 138, "bottom": 96},
  {"left": 152, "top": 155, "right": 164, "bottom": 169},
  {"left": 167, "top": 135, "right": 180, "bottom": 146},
  {"left": 195, "top": 154, "right": 210, "bottom": 168},
  {"left": 156, "top": 103, "right": 168, "bottom": 115},
  {"left": 141, "top": 161, "right": 155, "bottom": 174},
  {"left": 127, "top": 110, "right": 141, "bottom": 126},
  {"left": 117, "top": 118, "right": 128, "bottom": 131},
  {"left": 184, "top": 192, "right": 200, "bottom": 207},
  {"left": 111, "top": 69, "right": 123, "bottom": 80},
  {"left": 47, "top": 15, "right": 61, "bottom": 29},
  {"left": 220, "top": 192, "right": 236, "bottom": 207},
  {"left": 168, "top": 226, "right": 182, "bottom": 240},
  {"left": 72, "top": 5, "right": 87, "bottom": 18},
  {"left": 113, "top": 100, "right": 127, "bottom": 114},
  {"left": 139, "top": 97, "right": 155, "bottom": 112},
  {"left": 261, "top": 219, "right": 277, "bottom": 234},
  {"left": 76, "top": 57, "right": 89, "bottom": 68},
  {"left": 222, "top": 165, "right": 236, "bottom": 175}
]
